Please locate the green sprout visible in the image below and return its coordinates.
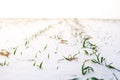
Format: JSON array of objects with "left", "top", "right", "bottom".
[
  {"left": 4, "top": 60, "right": 6, "bottom": 65},
  {"left": 106, "top": 63, "right": 120, "bottom": 72},
  {"left": 113, "top": 73, "right": 118, "bottom": 80},
  {"left": 82, "top": 37, "right": 97, "bottom": 51},
  {"left": 39, "top": 61, "right": 43, "bottom": 69},
  {"left": 82, "top": 60, "right": 94, "bottom": 75},
  {"left": 33, "top": 62, "right": 36, "bottom": 66},
  {"left": 48, "top": 54, "right": 50, "bottom": 59},
  {"left": 86, "top": 77, "right": 103, "bottom": 80},
  {"left": 106, "top": 63, "right": 116, "bottom": 69},
  {"left": 82, "top": 37, "right": 90, "bottom": 48},
  {"left": 25, "top": 40, "right": 29, "bottom": 46},
  {"left": 13, "top": 46, "right": 18, "bottom": 55},
  {"left": 63, "top": 54, "right": 77, "bottom": 61},
  {"left": 43, "top": 44, "right": 48, "bottom": 51},
  {"left": 69, "top": 78, "right": 79, "bottom": 80},
  {"left": 84, "top": 50, "right": 89, "bottom": 55},
  {"left": 91, "top": 53, "right": 105, "bottom": 64},
  {"left": 24, "top": 40, "right": 30, "bottom": 48},
  {"left": 0, "top": 60, "right": 9, "bottom": 66}
]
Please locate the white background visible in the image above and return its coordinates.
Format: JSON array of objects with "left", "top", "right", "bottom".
[{"left": 0, "top": 0, "right": 120, "bottom": 19}]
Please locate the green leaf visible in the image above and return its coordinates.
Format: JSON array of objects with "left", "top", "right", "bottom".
[
  {"left": 100, "top": 57, "right": 105, "bottom": 63},
  {"left": 73, "top": 54, "right": 77, "bottom": 58},
  {"left": 84, "top": 66, "right": 90, "bottom": 70},
  {"left": 106, "top": 64, "right": 115, "bottom": 69},
  {"left": 13, "top": 47, "right": 18, "bottom": 55},
  {"left": 69, "top": 78, "right": 79, "bottom": 80},
  {"left": 43, "top": 44, "right": 48, "bottom": 51},
  {"left": 91, "top": 54, "right": 105, "bottom": 64},
  {"left": 89, "top": 67, "right": 94, "bottom": 72},
  {"left": 84, "top": 50, "right": 89, "bottom": 55},
  {"left": 82, "top": 38, "right": 89, "bottom": 48},
  {"left": 63, "top": 56, "right": 70, "bottom": 61},
  {"left": 4, "top": 60, "right": 6, "bottom": 65},
  {"left": 48, "top": 54, "right": 50, "bottom": 59},
  {"left": 113, "top": 73, "right": 118, "bottom": 80},
  {"left": 25, "top": 41, "right": 29, "bottom": 46},
  {"left": 86, "top": 77, "right": 102, "bottom": 80},
  {"left": 82, "top": 70, "right": 87, "bottom": 75},
  {"left": 91, "top": 59, "right": 98, "bottom": 63},
  {"left": 82, "top": 61, "right": 94, "bottom": 75},
  {"left": 39, "top": 61, "right": 43, "bottom": 69}
]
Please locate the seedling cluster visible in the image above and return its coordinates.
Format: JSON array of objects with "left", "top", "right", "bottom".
[{"left": 0, "top": 19, "right": 119, "bottom": 80}]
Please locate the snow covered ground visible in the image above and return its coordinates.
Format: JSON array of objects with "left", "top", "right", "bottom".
[{"left": 0, "top": 19, "right": 120, "bottom": 80}]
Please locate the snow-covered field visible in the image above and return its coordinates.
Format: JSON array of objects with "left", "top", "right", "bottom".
[{"left": 0, "top": 19, "right": 120, "bottom": 80}]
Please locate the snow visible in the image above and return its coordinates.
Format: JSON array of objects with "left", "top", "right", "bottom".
[{"left": 0, "top": 19, "right": 120, "bottom": 80}]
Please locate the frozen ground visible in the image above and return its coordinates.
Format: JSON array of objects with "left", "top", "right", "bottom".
[{"left": 0, "top": 19, "right": 120, "bottom": 80}]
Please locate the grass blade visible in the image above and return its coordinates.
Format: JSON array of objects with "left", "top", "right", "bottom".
[
  {"left": 43, "top": 44, "right": 48, "bottom": 51},
  {"left": 39, "top": 61, "right": 43, "bottom": 69}
]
